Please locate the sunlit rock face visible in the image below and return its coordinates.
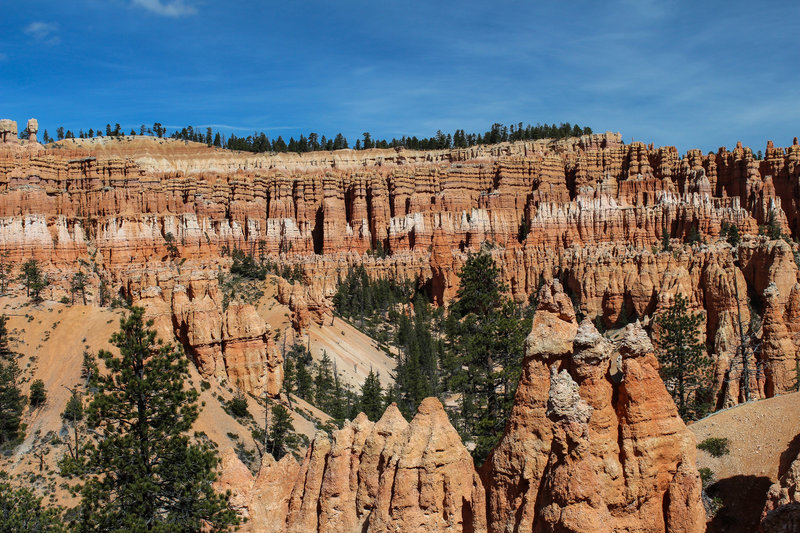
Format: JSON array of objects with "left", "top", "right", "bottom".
[{"left": 1, "top": 127, "right": 800, "bottom": 403}]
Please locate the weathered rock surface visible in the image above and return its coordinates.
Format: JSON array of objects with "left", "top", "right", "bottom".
[
  {"left": 483, "top": 281, "right": 706, "bottom": 533},
  {"left": 762, "top": 439, "right": 800, "bottom": 532},
  {"left": 223, "top": 398, "right": 486, "bottom": 532},
  {"left": 2, "top": 125, "right": 800, "bottom": 404}
]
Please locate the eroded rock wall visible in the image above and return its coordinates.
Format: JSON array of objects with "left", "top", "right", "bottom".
[{"left": 483, "top": 281, "right": 706, "bottom": 533}]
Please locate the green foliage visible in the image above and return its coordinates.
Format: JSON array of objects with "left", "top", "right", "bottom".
[
  {"left": 393, "top": 295, "right": 442, "bottom": 418},
  {"left": 29, "top": 379, "right": 46, "bottom": 408},
  {"left": 164, "top": 232, "right": 180, "bottom": 259},
  {"left": 359, "top": 368, "right": 384, "bottom": 422},
  {"left": 0, "top": 251, "right": 12, "bottom": 294},
  {"left": 442, "top": 250, "right": 532, "bottom": 463},
  {"left": 0, "top": 316, "right": 24, "bottom": 446},
  {"left": 71, "top": 270, "right": 89, "bottom": 305},
  {"left": 313, "top": 352, "right": 336, "bottom": 414},
  {"left": 227, "top": 389, "right": 251, "bottom": 419},
  {"left": 230, "top": 247, "right": 267, "bottom": 280},
  {"left": 760, "top": 209, "right": 784, "bottom": 240},
  {"left": 661, "top": 225, "right": 672, "bottom": 252},
  {"left": 62, "top": 392, "right": 84, "bottom": 422},
  {"left": 267, "top": 404, "right": 294, "bottom": 460},
  {"left": 20, "top": 259, "right": 46, "bottom": 302},
  {"left": 284, "top": 344, "right": 313, "bottom": 403},
  {"left": 719, "top": 221, "right": 741, "bottom": 247},
  {"left": 655, "top": 294, "right": 712, "bottom": 421},
  {"left": 698, "top": 467, "right": 714, "bottom": 488},
  {"left": 98, "top": 280, "right": 110, "bottom": 307},
  {"left": 0, "top": 474, "right": 65, "bottom": 532},
  {"left": 698, "top": 437, "right": 730, "bottom": 457},
  {"left": 60, "top": 307, "right": 239, "bottom": 532},
  {"left": 686, "top": 224, "right": 702, "bottom": 245},
  {"left": 517, "top": 216, "right": 530, "bottom": 243},
  {"left": 334, "top": 266, "right": 413, "bottom": 322}
]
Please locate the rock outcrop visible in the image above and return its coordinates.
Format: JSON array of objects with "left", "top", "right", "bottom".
[
  {"left": 223, "top": 398, "right": 486, "bottom": 533},
  {"left": 762, "top": 445, "right": 800, "bottom": 532},
  {"left": 2, "top": 124, "right": 800, "bottom": 405},
  {"left": 483, "top": 281, "right": 706, "bottom": 533}
]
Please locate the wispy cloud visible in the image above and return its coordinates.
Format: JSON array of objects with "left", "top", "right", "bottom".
[
  {"left": 24, "top": 22, "right": 60, "bottom": 45},
  {"left": 131, "top": 0, "right": 197, "bottom": 17}
]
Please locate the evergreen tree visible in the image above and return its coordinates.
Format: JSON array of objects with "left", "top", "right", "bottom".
[
  {"left": 0, "top": 316, "right": 24, "bottom": 445},
  {"left": 442, "top": 250, "right": 531, "bottom": 463},
  {"left": 267, "top": 404, "right": 293, "bottom": 460},
  {"left": 164, "top": 232, "right": 180, "bottom": 260},
  {"left": 294, "top": 358, "right": 313, "bottom": 403},
  {"left": 686, "top": 224, "right": 702, "bottom": 244},
  {"left": 661, "top": 225, "right": 672, "bottom": 252},
  {"left": 0, "top": 359, "right": 24, "bottom": 445},
  {"left": 313, "top": 352, "right": 335, "bottom": 412},
  {"left": 29, "top": 379, "right": 46, "bottom": 408},
  {"left": 21, "top": 258, "right": 46, "bottom": 301},
  {"left": 655, "top": 294, "right": 711, "bottom": 421},
  {"left": 61, "top": 307, "right": 239, "bottom": 531},
  {"left": 359, "top": 368, "right": 383, "bottom": 421},
  {"left": 62, "top": 390, "right": 85, "bottom": 462},
  {"left": 71, "top": 270, "right": 88, "bottom": 305},
  {"left": 762, "top": 209, "right": 783, "bottom": 240},
  {"left": 0, "top": 474, "right": 65, "bottom": 532}
]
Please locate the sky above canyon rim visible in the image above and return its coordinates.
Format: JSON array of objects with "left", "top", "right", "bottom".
[{"left": 0, "top": 0, "right": 798, "bottom": 154}]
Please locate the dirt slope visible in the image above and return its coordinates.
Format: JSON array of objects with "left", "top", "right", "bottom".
[{"left": 690, "top": 392, "right": 800, "bottom": 532}]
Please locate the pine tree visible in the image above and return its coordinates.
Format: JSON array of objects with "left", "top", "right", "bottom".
[
  {"left": 71, "top": 270, "right": 88, "bottom": 305},
  {"left": 0, "top": 475, "right": 65, "bottom": 532},
  {"left": 314, "top": 351, "right": 335, "bottom": 412},
  {"left": 20, "top": 259, "right": 46, "bottom": 301},
  {"left": 294, "top": 358, "right": 313, "bottom": 403},
  {"left": 0, "top": 316, "right": 24, "bottom": 445},
  {"left": 29, "top": 379, "right": 46, "bottom": 408},
  {"left": 359, "top": 368, "right": 384, "bottom": 421},
  {"left": 442, "top": 250, "right": 532, "bottom": 462},
  {"left": 61, "top": 307, "right": 239, "bottom": 531},
  {"left": 655, "top": 294, "right": 711, "bottom": 421},
  {"left": 0, "top": 361, "right": 24, "bottom": 445},
  {"left": 267, "top": 404, "right": 293, "bottom": 460}
]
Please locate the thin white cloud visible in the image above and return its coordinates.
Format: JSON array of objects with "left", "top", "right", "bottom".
[
  {"left": 131, "top": 0, "right": 197, "bottom": 17},
  {"left": 24, "top": 22, "right": 60, "bottom": 45}
]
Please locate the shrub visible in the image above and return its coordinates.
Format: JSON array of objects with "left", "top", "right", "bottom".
[
  {"left": 29, "top": 379, "right": 46, "bottom": 408},
  {"left": 698, "top": 437, "right": 730, "bottom": 457},
  {"left": 699, "top": 467, "right": 714, "bottom": 487},
  {"left": 227, "top": 391, "right": 250, "bottom": 419}
]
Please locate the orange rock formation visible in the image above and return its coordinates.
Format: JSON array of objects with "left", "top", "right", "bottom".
[
  {"left": 2, "top": 118, "right": 800, "bottom": 405},
  {"left": 483, "top": 281, "right": 706, "bottom": 533}
]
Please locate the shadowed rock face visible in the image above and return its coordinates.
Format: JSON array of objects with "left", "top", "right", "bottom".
[
  {"left": 763, "top": 442, "right": 800, "bottom": 532},
  {"left": 482, "top": 280, "right": 706, "bottom": 533}
]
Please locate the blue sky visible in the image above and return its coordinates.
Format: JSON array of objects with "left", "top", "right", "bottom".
[{"left": 1, "top": 0, "right": 798, "bottom": 154}]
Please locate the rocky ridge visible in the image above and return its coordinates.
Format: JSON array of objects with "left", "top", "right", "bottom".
[
  {"left": 2, "top": 119, "right": 800, "bottom": 404},
  {"left": 219, "top": 280, "right": 706, "bottom": 532}
]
